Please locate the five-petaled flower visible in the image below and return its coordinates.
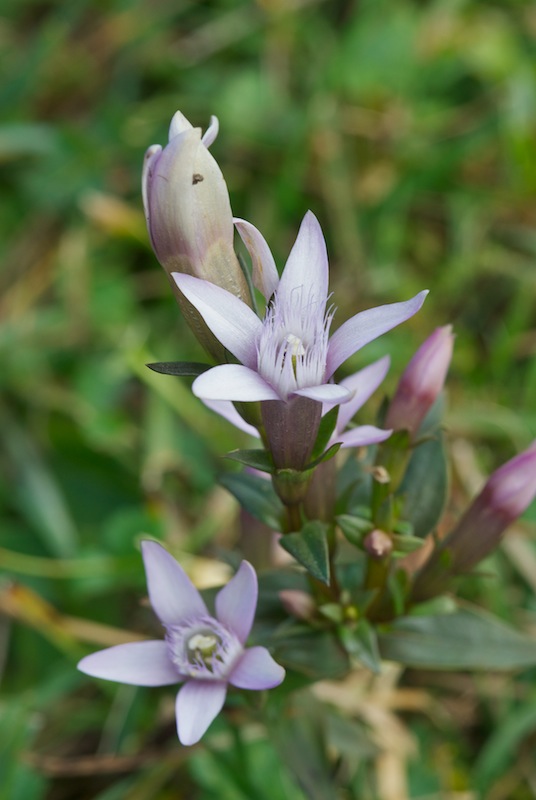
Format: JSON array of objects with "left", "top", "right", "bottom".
[
  {"left": 78, "top": 541, "right": 285, "bottom": 746},
  {"left": 173, "top": 211, "right": 428, "bottom": 406}
]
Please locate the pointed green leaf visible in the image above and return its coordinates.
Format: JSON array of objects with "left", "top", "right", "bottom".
[
  {"left": 379, "top": 607, "right": 536, "bottom": 670},
  {"left": 339, "top": 619, "right": 381, "bottom": 673},
  {"left": 397, "top": 430, "right": 448, "bottom": 538},
  {"left": 391, "top": 532, "right": 427, "bottom": 555},
  {"left": 305, "top": 441, "right": 342, "bottom": 471},
  {"left": 337, "top": 514, "right": 373, "bottom": 546},
  {"left": 146, "top": 361, "right": 211, "bottom": 377},
  {"left": 224, "top": 449, "right": 274, "bottom": 473},
  {"left": 310, "top": 406, "right": 339, "bottom": 460},
  {"left": 280, "top": 521, "right": 331, "bottom": 585},
  {"left": 220, "top": 472, "right": 283, "bottom": 531}
]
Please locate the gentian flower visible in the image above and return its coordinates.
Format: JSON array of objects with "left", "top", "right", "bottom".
[
  {"left": 78, "top": 542, "right": 285, "bottom": 746},
  {"left": 173, "top": 212, "right": 428, "bottom": 406},
  {"left": 143, "top": 111, "right": 252, "bottom": 360},
  {"left": 203, "top": 354, "right": 393, "bottom": 449},
  {"left": 385, "top": 325, "right": 454, "bottom": 437},
  {"left": 413, "top": 440, "right": 536, "bottom": 600}
]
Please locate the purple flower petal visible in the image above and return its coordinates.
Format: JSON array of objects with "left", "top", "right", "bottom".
[
  {"left": 141, "top": 541, "right": 207, "bottom": 626},
  {"left": 234, "top": 218, "right": 279, "bottom": 300},
  {"left": 277, "top": 212, "right": 329, "bottom": 305},
  {"left": 215, "top": 561, "right": 257, "bottom": 644},
  {"left": 336, "top": 355, "right": 391, "bottom": 433},
  {"left": 176, "top": 680, "right": 227, "bottom": 746},
  {"left": 78, "top": 641, "right": 180, "bottom": 686},
  {"left": 192, "top": 364, "right": 280, "bottom": 402},
  {"left": 338, "top": 425, "right": 393, "bottom": 449},
  {"left": 172, "top": 273, "right": 261, "bottom": 369},
  {"left": 326, "top": 290, "right": 428, "bottom": 377},
  {"left": 294, "top": 383, "right": 352, "bottom": 403},
  {"left": 229, "top": 647, "right": 285, "bottom": 690},
  {"left": 202, "top": 399, "right": 260, "bottom": 438}
]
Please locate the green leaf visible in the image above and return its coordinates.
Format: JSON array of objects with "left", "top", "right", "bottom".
[
  {"left": 391, "top": 532, "right": 427, "bottom": 555},
  {"left": 338, "top": 619, "right": 381, "bottom": 674},
  {"left": 220, "top": 472, "right": 283, "bottom": 531},
  {"left": 379, "top": 607, "right": 536, "bottom": 670},
  {"left": 279, "top": 521, "right": 331, "bottom": 585},
  {"left": 224, "top": 448, "right": 275, "bottom": 473},
  {"left": 397, "top": 430, "right": 448, "bottom": 538},
  {"left": 310, "top": 406, "right": 339, "bottom": 460},
  {"left": 337, "top": 514, "right": 373, "bottom": 546},
  {"left": 146, "top": 361, "right": 211, "bottom": 377},
  {"left": 474, "top": 701, "right": 536, "bottom": 794},
  {"left": 305, "top": 441, "right": 342, "bottom": 471},
  {"left": 274, "top": 629, "right": 349, "bottom": 680}
]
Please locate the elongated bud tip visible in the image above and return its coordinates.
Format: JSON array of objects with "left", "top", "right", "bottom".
[
  {"left": 386, "top": 325, "right": 454, "bottom": 436},
  {"left": 483, "top": 440, "right": 536, "bottom": 522}
]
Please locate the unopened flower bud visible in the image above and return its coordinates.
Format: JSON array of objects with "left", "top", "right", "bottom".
[
  {"left": 386, "top": 325, "right": 454, "bottom": 437},
  {"left": 279, "top": 589, "right": 315, "bottom": 620},
  {"left": 413, "top": 441, "right": 536, "bottom": 600},
  {"left": 364, "top": 529, "right": 393, "bottom": 560},
  {"left": 143, "top": 111, "right": 252, "bottom": 359}
]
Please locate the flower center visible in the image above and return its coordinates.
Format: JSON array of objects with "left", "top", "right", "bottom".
[
  {"left": 165, "top": 615, "right": 242, "bottom": 681},
  {"left": 256, "top": 287, "right": 334, "bottom": 400}
]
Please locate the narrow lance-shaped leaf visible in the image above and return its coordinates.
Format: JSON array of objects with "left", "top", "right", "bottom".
[
  {"left": 378, "top": 607, "right": 536, "bottom": 670},
  {"left": 279, "top": 521, "right": 331, "bottom": 585},
  {"left": 146, "top": 361, "right": 211, "bottom": 377}
]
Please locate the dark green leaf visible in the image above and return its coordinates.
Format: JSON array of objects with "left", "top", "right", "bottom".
[
  {"left": 339, "top": 619, "right": 381, "bottom": 673},
  {"left": 397, "top": 430, "right": 448, "bottom": 538},
  {"left": 146, "top": 361, "right": 211, "bottom": 377},
  {"left": 310, "top": 406, "right": 339, "bottom": 460},
  {"left": 305, "top": 441, "right": 342, "bottom": 471},
  {"left": 379, "top": 607, "right": 536, "bottom": 670},
  {"left": 280, "top": 521, "right": 330, "bottom": 584},
  {"left": 224, "top": 448, "right": 275, "bottom": 473},
  {"left": 220, "top": 472, "right": 283, "bottom": 531},
  {"left": 275, "top": 629, "right": 349, "bottom": 680}
]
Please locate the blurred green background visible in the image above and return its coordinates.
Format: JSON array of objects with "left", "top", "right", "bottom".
[{"left": 1, "top": 0, "right": 536, "bottom": 797}]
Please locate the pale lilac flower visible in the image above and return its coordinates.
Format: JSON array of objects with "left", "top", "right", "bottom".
[
  {"left": 78, "top": 542, "right": 284, "bottom": 746},
  {"left": 172, "top": 212, "right": 428, "bottom": 406},
  {"left": 203, "top": 355, "right": 393, "bottom": 449},
  {"left": 385, "top": 325, "right": 454, "bottom": 436},
  {"left": 142, "top": 111, "right": 250, "bottom": 303}
]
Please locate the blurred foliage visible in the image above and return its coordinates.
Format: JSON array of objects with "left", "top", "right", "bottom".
[{"left": 1, "top": 0, "right": 536, "bottom": 797}]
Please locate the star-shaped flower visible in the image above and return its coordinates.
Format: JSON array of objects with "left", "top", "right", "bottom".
[
  {"left": 173, "top": 211, "right": 427, "bottom": 405},
  {"left": 78, "top": 542, "right": 284, "bottom": 745}
]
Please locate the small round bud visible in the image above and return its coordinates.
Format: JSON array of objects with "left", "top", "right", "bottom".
[{"left": 364, "top": 529, "right": 393, "bottom": 560}]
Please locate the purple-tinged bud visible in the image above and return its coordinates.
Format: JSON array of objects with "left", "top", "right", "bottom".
[
  {"left": 143, "top": 111, "right": 252, "bottom": 359},
  {"left": 279, "top": 589, "right": 315, "bottom": 620},
  {"left": 364, "top": 529, "right": 393, "bottom": 560},
  {"left": 412, "top": 441, "right": 536, "bottom": 600},
  {"left": 385, "top": 325, "right": 454, "bottom": 437}
]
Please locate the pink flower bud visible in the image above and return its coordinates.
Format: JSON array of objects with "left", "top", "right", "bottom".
[
  {"left": 445, "top": 441, "right": 536, "bottom": 572},
  {"left": 386, "top": 325, "right": 454, "bottom": 436},
  {"left": 412, "top": 441, "right": 536, "bottom": 600},
  {"left": 364, "top": 529, "right": 393, "bottom": 560},
  {"left": 279, "top": 589, "right": 315, "bottom": 620},
  {"left": 142, "top": 112, "right": 252, "bottom": 358}
]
